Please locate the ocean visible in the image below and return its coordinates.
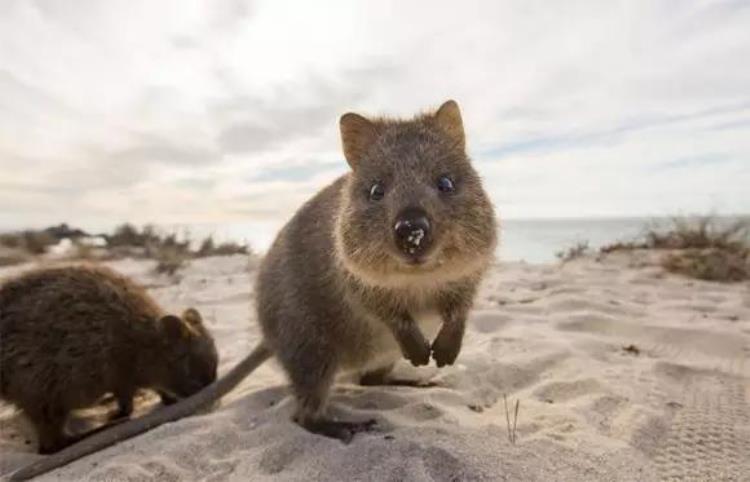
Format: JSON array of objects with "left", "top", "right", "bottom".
[
  {"left": 175, "top": 216, "right": 734, "bottom": 264},
  {"left": 4, "top": 216, "right": 746, "bottom": 265},
  {"left": 499, "top": 217, "right": 653, "bottom": 263}
]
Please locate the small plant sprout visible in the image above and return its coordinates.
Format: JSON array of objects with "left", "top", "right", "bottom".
[{"left": 504, "top": 394, "right": 520, "bottom": 445}]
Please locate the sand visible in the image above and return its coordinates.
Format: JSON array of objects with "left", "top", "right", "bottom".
[{"left": 1, "top": 251, "right": 748, "bottom": 481}]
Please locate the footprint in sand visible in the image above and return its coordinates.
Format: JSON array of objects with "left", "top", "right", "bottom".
[
  {"left": 583, "top": 394, "right": 630, "bottom": 435},
  {"left": 258, "top": 442, "right": 303, "bottom": 475},
  {"left": 395, "top": 401, "right": 445, "bottom": 422},
  {"left": 649, "top": 364, "right": 750, "bottom": 480},
  {"left": 533, "top": 379, "right": 602, "bottom": 404},
  {"left": 333, "top": 389, "right": 411, "bottom": 411},
  {"left": 468, "top": 309, "right": 512, "bottom": 333}
]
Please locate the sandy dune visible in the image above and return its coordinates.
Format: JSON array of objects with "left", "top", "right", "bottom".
[{"left": 1, "top": 252, "right": 748, "bottom": 481}]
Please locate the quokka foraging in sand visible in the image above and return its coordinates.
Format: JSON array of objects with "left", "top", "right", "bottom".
[
  {"left": 14, "top": 100, "right": 497, "bottom": 479},
  {"left": 0, "top": 265, "right": 218, "bottom": 454}
]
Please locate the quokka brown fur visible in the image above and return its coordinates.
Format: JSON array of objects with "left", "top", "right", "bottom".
[
  {"left": 13, "top": 100, "right": 496, "bottom": 479},
  {"left": 256, "top": 99, "right": 497, "bottom": 439},
  {"left": 0, "top": 265, "right": 217, "bottom": 454}
]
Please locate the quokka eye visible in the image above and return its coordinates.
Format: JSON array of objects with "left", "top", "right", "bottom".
[
  {"left": 437, "top": 175, "right": 455, "bottom": 193},
  {"left": 369, "top": 182, "right": 385, "bottom": 201}
]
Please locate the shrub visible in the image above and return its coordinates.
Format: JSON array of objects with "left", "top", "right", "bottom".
[
  {"left": 556, "top": 241, "right": 590, "bottom": 262},
  {"left": 196, "top": 236, "right": 249, "bottom": 257},
  {"left": 108, "top": 223, "right": 161, "bottom": 248},
  {"left": 0, "top": 247, "right": 30, "bottom": 267},
  {"left": 154, "top": 247, "right": 189, "bottom": 276},
  {"left": 0, "top": 230, "right": 57, "bottom": 254},
  {"left": 601, "top": 216, "right": 749, "bottom": 282},
  {"left": 662, "top": 248, "right": 748, "bottom": 282}
]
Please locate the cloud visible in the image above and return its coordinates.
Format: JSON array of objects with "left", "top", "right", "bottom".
[
  {"left": 0, "top": 0, "right": 748, "bottom": 235},
  {"left": 478, "top": 100, "right": 750, "bottom": 161},
  {"left": 209, "top": 0, "right": 253, "bottom": 25},
  {"left": 107, "top": 137, "right": 219, "bottom": 166},
  {"left": 656, "top": 154, "right": 732, "bottom": 171},
  {"left": 249, "top": 160, "right": 343, "bottom": 183},
  {"left": 214, "top": 65, "right": 401, "bottom": 155},
  {"left": 708, "top": 118, "right": 750, "bottom": 132}
]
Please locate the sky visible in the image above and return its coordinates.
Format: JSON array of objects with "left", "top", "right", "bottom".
[{"left": 1, "top": 0, "right": 749, "bottom": 245}]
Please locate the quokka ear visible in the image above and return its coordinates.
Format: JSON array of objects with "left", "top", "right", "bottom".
[
  {"left": 160, "top": 315, "right": 192, "bottom": 340},
  {"left": 182, "top": 308, "right": 203, "bottom": 328},
  {"left": 340, "top": 112, "right": 379, "bottom": 169},
  {"left": 433, "top": 100, "right": 465, "bottom": 151}
]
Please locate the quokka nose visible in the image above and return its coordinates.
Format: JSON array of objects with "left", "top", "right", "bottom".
[{"left": 394, "top": 211, "right": 431, "bottom": 254}]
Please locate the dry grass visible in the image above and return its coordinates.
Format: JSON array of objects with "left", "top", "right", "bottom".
[
  {"left": 662, "top": 248, "right": 748, "bottom": 282},
  {"left": 0, "top": 230, "right": 57, "bottom": 255},
  {"left": 196, "top": 236, "right": 250, "bottom": 257},
  {"left": 149, "top": 233, "right": 191, "bottom": 276},
  {"left": 105, "top": 225, "right": 254, "bottom": 276},
  {"left": 601, "top": 216, "right": 749, "bottom": 282},
  {"left": 0, "top": 247, "right": 30, "bottom": 267},
  {"left": 0, "top": 224, "right": 93, "bottom": 258},
  {"left": 68, "top": 240, "right": 113, "bottom": 261},
  {"left": 0, "top": 223, "right": 252, "bottom": 275},
  {"left": 107, "top": 223, "right": 162, "bottom": 249},
  {"left": 601, "top": 216, "right": 749, "bottom": 252},
  {"left": 556, "top": 241, "right": 590, "bottom": 263},
  {"left": 154, "top": 248, "right": 190, "bottom": 276}
]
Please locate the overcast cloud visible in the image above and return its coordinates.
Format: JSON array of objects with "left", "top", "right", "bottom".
[{"left": 1, "top": 0, "right": 748, "bottom": 238}]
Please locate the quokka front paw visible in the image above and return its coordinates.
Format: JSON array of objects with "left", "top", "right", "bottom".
[
  {"left": 395, "top": 320, "right": 431, "bottom": 366},
  {"left": 402, "top": 334, "right": 431, "bottom": 366},
  {"left": 431, "top": 325, "right": 462, "bottom": 367},
  {"left": 399, "top": 333, "right": 431, "bottom": 366}
]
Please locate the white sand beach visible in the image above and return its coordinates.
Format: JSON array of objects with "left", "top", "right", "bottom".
[{"left": 1, "top": 252, "right": 749, "bottom": 481}]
